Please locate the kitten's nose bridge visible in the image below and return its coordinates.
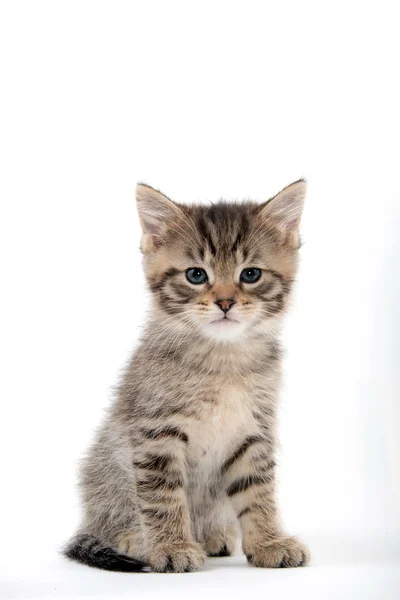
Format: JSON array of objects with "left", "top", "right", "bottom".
[
  {"left": 212, "top": 284, "right": 237, "bottom": 313},
  {"left": 214, "top": 297, "right": 236, "bottom": 313}
]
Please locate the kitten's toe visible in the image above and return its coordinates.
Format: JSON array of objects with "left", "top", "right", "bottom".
[
  {"left": 208, "top": 544, "right": 230, "bottom": 557},
  {"left": 244, "top": 536, "right": 310, "bottom": 568},
  {"left": 205, "top": 526, "right": 237, "bottom": 557},
  {"left": 114, "top": 530, "right": 140, "bottom": 556},
  {"left": 149, "top": 541, "right": 206, "bottom": 573}
]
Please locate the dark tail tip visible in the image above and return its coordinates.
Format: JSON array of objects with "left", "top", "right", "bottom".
[{"left": 63, "top": 533, "right": 149, "bottom": 572}]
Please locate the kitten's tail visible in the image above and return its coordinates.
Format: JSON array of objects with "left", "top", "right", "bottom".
[{"left": 63, "top": 533, "right": 149, "bottom": 572}]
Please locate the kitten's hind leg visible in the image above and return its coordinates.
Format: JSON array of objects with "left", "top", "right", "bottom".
[
  {"left": 200, "top": 496, "right": 239, "bottom": 557},
  {"left": 204, "top": 524, "right": 238, "bottom": 557}
]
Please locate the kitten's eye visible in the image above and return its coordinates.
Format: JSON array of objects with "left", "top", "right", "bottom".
[
  {"left": 186, "top": 268, "right": 208, "bottom": 285},
  {"left": 240, "top": 268, "right": 261, "bottom": 283}
]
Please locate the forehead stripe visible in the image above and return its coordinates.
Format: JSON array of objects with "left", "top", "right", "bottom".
[{"left": 197, "top": 215, "right": 217, "bottom": 256}]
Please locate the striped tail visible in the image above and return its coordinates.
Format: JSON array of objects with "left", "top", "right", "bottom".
[{"left": 64, "top": 533, "right": 149, "bottom": 572}]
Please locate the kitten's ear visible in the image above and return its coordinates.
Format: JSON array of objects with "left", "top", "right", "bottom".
[
  {"left": 136, "top": 184, "right": 184, "bottom": 252},
  {"left": 259, "top": 179, "right": 306, "bottom": 247}
]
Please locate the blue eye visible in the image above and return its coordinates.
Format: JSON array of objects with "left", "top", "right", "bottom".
[
  {"left": 186, "top": 268, "right": 208, "bottom": 284},
  {"left": 240, "top": 268, "right": 261, "bottom": 283}
]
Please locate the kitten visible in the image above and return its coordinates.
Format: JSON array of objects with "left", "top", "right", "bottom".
[{"left": 64, "top": 181, "right": 310, "bottom": 572}]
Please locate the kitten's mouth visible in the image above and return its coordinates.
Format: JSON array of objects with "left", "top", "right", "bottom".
[
  {"left": 210, "top": 316, "right": 239, "bottom": 325},
  {"left": 203, "top": 314, "right": 246, "bottom": 341}
]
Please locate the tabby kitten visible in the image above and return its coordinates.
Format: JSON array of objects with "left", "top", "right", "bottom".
[{"left": 64, "top": 181, "right": 310, "bottom": 572}]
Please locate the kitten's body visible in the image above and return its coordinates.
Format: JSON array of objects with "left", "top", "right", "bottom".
[{"left": 65, "top": 182, "right": 310, "bottom": 572}]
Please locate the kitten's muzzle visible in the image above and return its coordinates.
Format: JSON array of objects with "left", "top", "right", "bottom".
[{"left": 214, "top": 298, "right": 236, "bottom": 314}]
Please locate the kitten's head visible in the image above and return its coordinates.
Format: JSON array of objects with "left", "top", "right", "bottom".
[{"left": 136, "top": 181, "right": 306, "bottom": 342}]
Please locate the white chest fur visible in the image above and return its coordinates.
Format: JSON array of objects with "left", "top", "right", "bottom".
[{"left": 186, "top": 383, "right": 257, "bottom": 476}]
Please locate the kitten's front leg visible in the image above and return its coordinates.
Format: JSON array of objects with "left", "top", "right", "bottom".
[
  {"left": 223, "top": 434, "right": 310, "bottom": 568},
  {"left": 133, "top": 424, "right": 205, "bottom": 573}
]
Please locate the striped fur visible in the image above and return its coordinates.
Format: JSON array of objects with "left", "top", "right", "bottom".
[{"left": 64, "top": 180, "right": 310, "bottom": 572}]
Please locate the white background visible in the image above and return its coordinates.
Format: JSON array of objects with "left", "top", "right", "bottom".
[{"left": 0, "top": 1, "right": 399, "bottom": 599}]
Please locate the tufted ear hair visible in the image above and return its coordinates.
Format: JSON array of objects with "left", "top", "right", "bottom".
[
  {"left": 136, "top": 184, "right": 185, "bottom": 252},
  {"left": 259, "top": 179, "right": 306, "bottom": 247}
]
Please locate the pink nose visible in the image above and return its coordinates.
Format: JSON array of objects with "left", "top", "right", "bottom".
[{"left": 215, "top": 298, "right": 236, "bottom": 314}]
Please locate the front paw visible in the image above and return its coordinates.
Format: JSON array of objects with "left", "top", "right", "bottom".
[
  {"left": 149, "top": 541, "right": 206, "bottom": 573},
  {"left": 244, "top": 536, "right": 310, "bottom": 568}
]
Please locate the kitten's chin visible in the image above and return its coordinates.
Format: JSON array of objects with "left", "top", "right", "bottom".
[{"left": 201, "top": 319, "right": 248, "bottom": 342}]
